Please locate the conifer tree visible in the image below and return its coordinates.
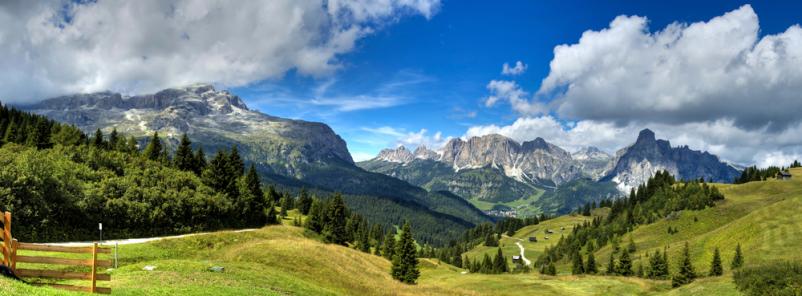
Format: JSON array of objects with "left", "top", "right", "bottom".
[
  {"left": 143, "top": 132, "right": 162, "bottom": 160},
  {"left": 305, "top": 199, "right": 323, "bottom": 233},
  {"left": 108, "top": 128, "right": 120, "bottom": 150},
  {"left": 572, "top": 251, "right": 585, "bottom": 275},
  {"left": 359, "top": 227, "right": 371, "bottom": 253},
  {"left": 297, "top": 188, "right": 312, "bottom": 214},
  {"left": 323, "top": 194, "right": 348, "bottom": 245},
  {"left": 391, "top": 222, "right": 420, "bottom": 284},
  {"left": 264, "top": 202, "right": 279, "bottom": 225},
  {"left": 382, "top": 230, "right": 396, "bottom": 261},
  {"left": 636, "top": 262, "right": 644, "bottom": 277},
  {"left": 266, "top": 185, "right": 281, "bottom": 203},
  {"left": 546, "top": 262, "right": 557, "bottom": 276},
  {"left": 618, "top": 249, "right": 633, "bottom": 276},
  {"left": 202, "top": 150, "right": 232, "bottom": 193},
  {"left": 481, "top": 254, "right": 493, "bottom": 274},
  {"left": 175, "top": 134, "right": 195, "bottom": 171},
  {"left": 92, "top": 128, "right": 105, "bottom": 148},
  {"left": 709, "top": 247, "right": 723, "bottom": 276},
  {"left": 484, "top": 233, "right": 498, "bottom": 247},
  {"left": 606, "top": 252, "right": 617, "bottom": 275},
  {"left": 279, "top": 197, "right": 289, "bottom": 218},
  {"left": 731, "top": 243, "right": 744, "bottom": 269},
  {"left": 193, "top": 147, "right": 207, "bottom": 175},
  {"left": 228, "top": 145, "right": 244, "bottom": 177},
  {"left": 493, "top": 248, "right": 508, "bottom": 273},
  {"left": 2, "top": 120, "right": 17, "bottom": 145},
  {"left": 585, "top": 252, "right": 598, "bottom": 274},
  {"left": 244, "top": 164, "right": 264, "bottom": 204},
  {"left": 672, "top": 242, "right": 696, "bottom": 287},
  {"left": 627, "top": 236, "right": 637, "bottom": 253}
]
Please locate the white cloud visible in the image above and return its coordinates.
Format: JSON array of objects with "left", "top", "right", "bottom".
[
  {"left": 464, "top": 116, "right": 802, "bottom": 167},
  {"left": 310, "top": 95, "right": 404, "bottom": 111},
  {"left": 0, "top": 0, "right": 440, "bottom": 103},
  {"left": 484, "top": 80, "right": 546, "bottom": 115},
  {"left": 538, "top": 5, "right": 802, "bottom": 131},
  {"left": 501, "top": 61, "right": 527, "bottom": 75},
  {"left": 363, "top": 126, "right": 451, "bottom": 150}
]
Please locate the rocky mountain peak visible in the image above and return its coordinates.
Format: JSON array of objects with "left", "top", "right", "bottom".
[
  {"left": 413, "top": 145, "right": 439, "bottom": 160},
  {"left": 376, "top": 145, "right": 415, "bottom": 163},
  {"left": 635, "top": 128, "right": 656, "bottom": 144}
]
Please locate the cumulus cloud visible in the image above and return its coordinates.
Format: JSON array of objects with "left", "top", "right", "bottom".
[
  {"left": 464, "top": 116, "right": 802, "bottom": 167},
  {"left": 0, "top": 0, "right": 439, "bottom": 103},
  {"left": 484, "top": 80, "right": 546, "bottom": 115},
  {"left": 363, "top": 126, "right": 451, "bottom": 150},
  {"left": 501, "top": 61, "right": 527, "bottom": 75},
  {"left": 538, "top": 5, "right": 802, "bottom": 131}
]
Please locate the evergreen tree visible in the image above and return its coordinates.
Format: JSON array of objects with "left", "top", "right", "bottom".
[
  {"left": 627, "top": 236, "right": 637, "bottom": 253},
  {"left": 279, "top": 197, "right": 289, "bottom": 218},
  {"left": 92, "top": 128, "right": 105, "bottom": 148},
  {"left": 358, "top": 227, "right": 371, "bottom": 253},
  {"left": 108, "top": 128, "right": 120, "bottom": 150},
  {"left": 2, "top": 120, "right": 17, "bottom": 144},
  {"left": 382, "top": 230, "right": 396, "bottom": 260},
  {"left": 731, "top": 243, "right": 744, "bottom": 269},
  {"left": 546, "top": 262, "right": 557, "bottom": 276},
  {"left": 481, "top": 254, "right": 493, "bottom": 274},
  {"left": 264, "top": 202, "right": 279, "bottom": 225},
  {"left": 323, "top": 194, "right": 348, "bottom": 245},
  {"left": 606, "top": 252, "right": 617, "bottom": 275},
  {"left": 484, "top": 233, "right": 498, "bottom": 247},
  {"left": 648, "top": 249, "right": 669, "bottom": 279},
  {"left": 493, "top": 248, "right": 508, "bottom": 273},
  {"left": 228, "top": 145, "right": 244, "bottom": 177},
  {"left": 175, "top": 134, "right": 195, "bottom": 171},
  {"left": 391, "top": 222, "right": 420, "bottom": 284},
  {"left": 297, "top": 188, "right": 313, "bottom": 214},
  {"left": 244, "top": 164, "right": 264, "bottom": 204},
  {"left": 238, "top": 164, "right": 266, "bottom": 225},
  {"left": 202, "top": 150, "right": 233, "bottom": 194},
  {"left": 572, "top": 251, "right": 585, "bottom": 275},
  {"left": 636, "top": 262, "right": 644, "bottom": 277},
  {"left": 266, "top": 185, "right": 281, "bottom": 203},
  {"left": 709, "top": 247, "right": 723, "bottom": 276},
  {"left": 305, "top": 199, "right": 324, "bottom": 233},
  {"left": 193, "top": 147, "right": 207, "bottom": 175},
  {"left": 143, "top": 132, "right": 162, "bottom": 160},
  {"left": 585, "top": 252, "right": 598, "bottom": 274},
  {"left": 672, "top": 242, "right": 696, "bottom": 287},
  {"left": 618, "top": 249, "right": 633, "bottom": 276}
]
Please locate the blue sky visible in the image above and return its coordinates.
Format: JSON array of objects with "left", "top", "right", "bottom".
[
  {"left": 227, "top": 0, "right": 802, "bottom": 161},
  {"left": 4, "top": 0, "right": 802, "bottom": 165}
]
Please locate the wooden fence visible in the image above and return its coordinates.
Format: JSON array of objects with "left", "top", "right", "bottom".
[{"left": 1, "top": 212, "right": 111, "bottom": 294}]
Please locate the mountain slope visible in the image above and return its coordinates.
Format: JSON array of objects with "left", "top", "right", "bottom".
[
  {"left": 21, "top": 85, "right": 492, "bottom": 244},
  {"left": 602, "top": 129, "right": 741, "bottom": 191}
]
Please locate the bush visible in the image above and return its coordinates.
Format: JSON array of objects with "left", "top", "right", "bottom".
[{"left": 733, "top": 262, "right": 802, "bottom": 296}]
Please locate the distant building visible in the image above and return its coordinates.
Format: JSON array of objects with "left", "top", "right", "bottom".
[
  {"left": 778, "top": 171, "right": 792, "bottom": 180},
  {"left": 528, "top": 237, "right": 537, "bottom": 242},
  {"left": 512, "top": 256, "right": 522, "bottom": 263}
]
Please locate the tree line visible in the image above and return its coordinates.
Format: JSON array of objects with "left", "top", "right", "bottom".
[{"left": 300, "top": 193, "right": 419, "bottom": 284}]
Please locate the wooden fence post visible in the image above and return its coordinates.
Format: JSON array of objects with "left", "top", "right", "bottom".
[
  {"left": 11, "top": 239, "right": 18, "bottom": 273},
  {"left": 91, "top": 243, "right": 98, "bottom": 293},
  {"left": 2, "top": 211, "right": 9, "bottom": 266}
]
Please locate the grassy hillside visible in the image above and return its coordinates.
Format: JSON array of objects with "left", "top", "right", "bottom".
[{"left": 4, "top": 169, "right": 801, "bottom": 295}]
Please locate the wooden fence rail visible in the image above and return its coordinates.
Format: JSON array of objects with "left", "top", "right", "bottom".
[{"left": 1, "top": 212, "right": 111, "bottom": 294}]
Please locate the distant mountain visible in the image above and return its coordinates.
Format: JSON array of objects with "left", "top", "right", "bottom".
[
  {"left": 572, "top": 146, "right": 612, "bottom": 179},
  {"left": 22, "top": 84, "right": 492, "bottom": 245},
  {"left": 601, "top": 129, "right": 741, "bottom": 191},
  {"left": 439, "top": 135, "right": 582, "bottom": 187}
]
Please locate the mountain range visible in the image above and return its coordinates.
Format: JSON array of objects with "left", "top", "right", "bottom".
[
  {"left": 22, "top": 84, "right": 741, "bottom": 219},
  {"left": 359, "top": 127, "right": 740, "bottom": 213}
]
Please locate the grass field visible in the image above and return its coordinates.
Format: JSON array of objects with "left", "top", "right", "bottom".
[{"left": 2, "top": 168, "right": 801, "bottom": 295}]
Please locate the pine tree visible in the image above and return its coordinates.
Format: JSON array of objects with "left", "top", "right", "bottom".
[
  {"left": 244, "top": 164, "right": 264, "bottom": 204},
  {"left": 202, "top": 150, "right": 233, "bottom": 194},
  {"left": 648, "top": 249, "right": 669, "bottom": 279},
  {"left": 481, "top": 254, "right": 493, "bottom": 274},
  {"left": 606, "top": 252, "right": 617, "bottom": 275},
  {"left": 305, "top": 199, "right": 323, "bottom": 233},
  {"left": 297, "top": 188, "right": 312, "bottom": 214},
  {"left": 2, "top": 120, "right": 17, "bottom": 144},
  {"left": 709, "top": 247, "right": 723, "bottom": 276},
  {"left": 92, "top": 128, "right": 105, "bottom": 148},
  {"left": 672, "top": 242, "right": 696, "bottom": 287},
  {"left": 143, "top": 132, "right": 162, "bottom": 160},
  {"left": 585, "top": 252, "right": 598, "bottom": 274},
  {"left": 175, "top": 134, "right": 195, "bottom": 171},
  {"left": 358, "top": 228, "right": 371, "bottom": 253},
  {"left": 323, "top": 194, "right": 348, "bottom": 245},
  {"left": 264, "top": 202, "right": 279, "bottom": 225},
  {"left": 391, "top": 222, "right": 420, "bottom": 284},
  {"left": 193, "top": 147, "right": 207, "bottom": 175},
  {"left": 636, "top": 262, "right": 644, "bottom": 277},
  {"left": 546, "top": 262, "right": 557, "bottom": 276},
  {"left": 240, "top": 164, "right": 266, "bottom": 225},
  {"left": 618, "top": 249, "right": 633, "bottom": 276},
  {"left": 108, "top": 128, "right": 119, "bottom": 150},
  {"left": 484, "top": 233, "right": 498, "bottom": 247},
  {"left": 228, "top": 145, "right": 244, "bottom": 177},
  {"left": 572, "top": 251, "right": 585, "bottom": 275},
  {"left": 493, "top": 248, "right": 508, "bottom": 273},
  {"left": 382, "top": 230, "right": 396, "bottom": 260},
  {"left": 279, "top": 197, "right": 289, "bottom": 218},
  {"left": 627, "top": 236, "right": 637, "bottom": 253},
  {"left": 266, "top": 185, "right": 281, "bottom": 203},
  {"left": 731, "top": 243, "right": 744, "bottom": 269}
]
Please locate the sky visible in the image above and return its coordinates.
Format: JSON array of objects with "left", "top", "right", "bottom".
[{"left": 2, "top": 0, "right": 802, "bottom": 166}]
